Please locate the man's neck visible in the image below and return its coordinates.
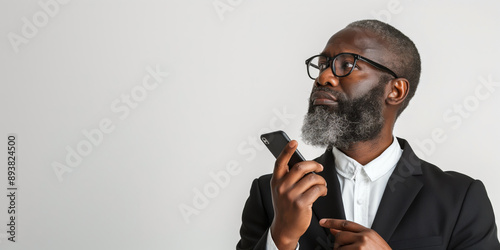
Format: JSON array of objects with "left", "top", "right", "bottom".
[{"left": 338, "top": 133, "right": 394, "bottom": 166}]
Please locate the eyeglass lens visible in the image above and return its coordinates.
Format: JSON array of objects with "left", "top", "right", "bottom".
[{"left": 307, "top": 54, "right": 357, "bottom": 79}]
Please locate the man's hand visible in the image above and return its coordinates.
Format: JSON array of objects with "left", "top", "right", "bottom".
[
  {"left": 270, "top": 140, "right": 328, "bottom": 250},
  {"left": 320, "top": 219, "right": 391, "bottom": 250}
]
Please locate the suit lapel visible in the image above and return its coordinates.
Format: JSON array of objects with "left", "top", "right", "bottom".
[
  {"left": 371, "top": 138, "right": 424, "bottom": 241},
  {"left": 310, "top": 139, "right": 425, "bottom": 242},
  {"left": 313, "top": 149, "right": 346, "bottom": 229}
]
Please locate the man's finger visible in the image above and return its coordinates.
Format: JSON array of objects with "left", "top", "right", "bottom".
[
  {"left": 329, "top": 228, "right": 341, "bottom": 235},
  {"left": 319, "top": 219, "right": 366, "bottom": 233},
  {"left": 297, "top": 183, "right": 328, "bottom": 206},
  {"left": 272, "top": 140, "right": 298, "bottom": 179},
  {"left": 289, "top": 171, "right": 326, "bottom": 195},
  {"left": 284, "top": 162, "right": 324, "bottom": 186}
]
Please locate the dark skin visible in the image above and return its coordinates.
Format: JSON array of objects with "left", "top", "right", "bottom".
[{"left": 270, "top": 27, "right": 409, "bottom": 249}]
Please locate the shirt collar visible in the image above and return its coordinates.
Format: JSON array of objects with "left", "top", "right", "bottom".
[{"left": 332, "top": 137, "right": 402, "bottom": 182}]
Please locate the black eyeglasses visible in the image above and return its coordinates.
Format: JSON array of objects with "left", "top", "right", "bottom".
[{"left": 305, "top": 53, "right": 398, "bottom": 80}]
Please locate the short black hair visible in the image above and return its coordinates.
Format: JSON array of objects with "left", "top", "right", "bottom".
[{"left": 346, "top": 20, "right": 421, "bottom": 117}]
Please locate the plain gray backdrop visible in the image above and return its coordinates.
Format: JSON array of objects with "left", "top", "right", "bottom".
[{"left": 0, "top": 0, "right": 499, "bottom": 249}]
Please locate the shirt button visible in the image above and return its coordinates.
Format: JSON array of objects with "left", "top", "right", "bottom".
[{"left": 357, "top": 199, "right": 363, "bottom": 205}]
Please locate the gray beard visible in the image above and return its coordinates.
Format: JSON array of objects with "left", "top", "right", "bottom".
[{"left": 301, "top": 83, "right": 386, "bottom": 150}]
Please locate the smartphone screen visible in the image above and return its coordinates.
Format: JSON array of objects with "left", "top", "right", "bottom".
[{"left": 260, "top": 130, "right": 306, "bottom": 168}]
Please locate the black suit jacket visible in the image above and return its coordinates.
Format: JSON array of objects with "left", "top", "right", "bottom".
[{"left": 237, "top": 138, "right": 500, "bottom": 249}]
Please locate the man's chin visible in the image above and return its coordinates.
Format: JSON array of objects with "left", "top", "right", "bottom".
[
  {"left": 301, "top": 108, "right": 347, "bottom": 149},
  {"left": 308, "top": 103, "right": 340, "bottom": 114}
]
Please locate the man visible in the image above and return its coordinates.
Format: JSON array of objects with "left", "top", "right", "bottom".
[{"left": 237, "top": 20, "right": 500, "bottom": 250}]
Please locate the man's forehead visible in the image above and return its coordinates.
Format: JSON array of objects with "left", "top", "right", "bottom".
[{"left": 322, "top": 27, "right": 391, "bottom": 63}]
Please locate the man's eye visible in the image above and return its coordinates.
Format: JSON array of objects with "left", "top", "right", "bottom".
[
  {"left": 319, "top": 63, "right": 329, "bottom": 70},
  {"left": 341, "top": 61, "right": 355, "bottom": 69}
]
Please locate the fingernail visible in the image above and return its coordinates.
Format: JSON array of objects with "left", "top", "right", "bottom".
[{"left": 319, "top": 219, "right": 326, "bottom": 224}]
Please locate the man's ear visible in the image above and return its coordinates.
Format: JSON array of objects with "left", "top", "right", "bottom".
[{"left": 386, "top": 78, "right": 409, "bottom": 105}]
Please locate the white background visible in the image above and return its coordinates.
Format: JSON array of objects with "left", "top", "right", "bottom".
[{"left": 0, "top": 0, "right": 499, "bottom": 249}]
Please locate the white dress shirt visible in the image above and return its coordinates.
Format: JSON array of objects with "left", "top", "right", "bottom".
[
  {"left": 333, "top": 137, "right": 402, "bottom": 228},
  {"left": 266, "top": 137, "right": 403, "bottom": 249}
]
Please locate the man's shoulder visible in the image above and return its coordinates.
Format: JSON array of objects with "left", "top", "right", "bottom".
[
  {"left": 255, "top": 173, "right": 273, "bottom": 183},
  {"left": 418, "top": 159, "right": 476, "bottom": 192},
  {"left": 250, "top": 174, "right": 273, "bottom": 195},
  {"left": 420, "top": 159, "right": 474, "bottom": 183},
  {"left": 399, "top": 137, "right": 477, "bottom": 191}
]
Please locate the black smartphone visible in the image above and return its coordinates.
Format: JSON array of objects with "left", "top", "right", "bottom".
[{"left": 260, "top": 130, "right": 306, "bottom": 168}]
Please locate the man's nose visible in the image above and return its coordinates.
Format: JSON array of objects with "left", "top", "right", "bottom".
[{"left": 315, "top": 68, "right": 340, "bottom": 88}]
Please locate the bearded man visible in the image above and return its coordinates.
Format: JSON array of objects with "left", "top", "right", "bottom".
[{"left": 237, "top": 20, "right": 500, "bottom": 250}]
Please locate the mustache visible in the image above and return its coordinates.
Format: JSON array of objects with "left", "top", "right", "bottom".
[{"left": 309, "top": 86, "right": 345, "bottom": 102}]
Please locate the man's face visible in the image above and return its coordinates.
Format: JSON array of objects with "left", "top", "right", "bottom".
[{"left": 301, "top": 28, "right": 393, "bottom": 149}]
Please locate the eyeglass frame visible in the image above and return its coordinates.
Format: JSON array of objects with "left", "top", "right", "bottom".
[{"left": 305, "top": 53, "right": 399, "bottom": 80}]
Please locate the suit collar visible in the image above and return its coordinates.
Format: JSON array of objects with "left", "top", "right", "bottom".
[
  {"left": 332, "top": 137, "right": 403, "bottom": 182},
  {"left": 371, "top": 138, "right": 423, "bottom": 241},
  {"left": 312, "top": 138, "right": 424, "bottom": 241}
]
